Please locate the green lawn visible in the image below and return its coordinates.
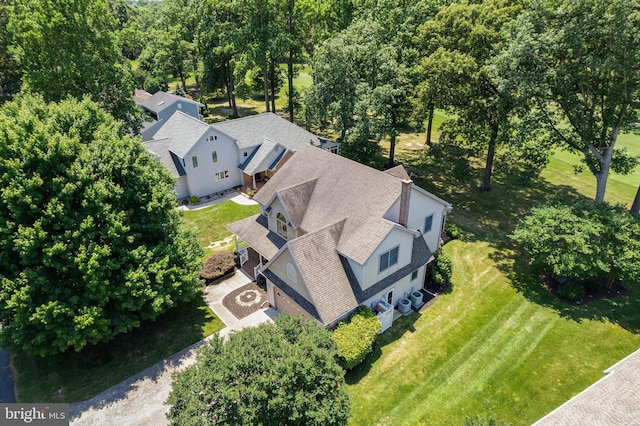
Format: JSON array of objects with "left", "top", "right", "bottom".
[
  {"left": 182, "top": 200, "right": 261, "bottom": 258},
  {"left": 541, "top": 138, "right": 640, "bottom": 207},
  {"left": 348, "top": 127, "right": 640, "bottom": 425},
  {"left": 15, "top": 298, "right": 224, "bottom": 403}
]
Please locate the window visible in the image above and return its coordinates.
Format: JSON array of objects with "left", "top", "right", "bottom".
[
  {"left": 277, "top": 213, "right": 288, "bottom": 238},
  {"left": 244, "top": 152, "right": 248, "bottom": 157},
  {"left": 215, "top": 170, "right": 229, "bottom": 181},
  {"left": 424, "top": 214, "right": 434, "bottom": 233},
  {"left": 212, "top": 151, "right": 218, "bottom": 163},
  {"left": 411, "top": 270, "right": 418, "bottom": 281},
  {"left": 192, "top": 156, "right": 198, "bottom": 168},
  {"left": 379, "top": 246, "right": 399, "bottom": 273}
]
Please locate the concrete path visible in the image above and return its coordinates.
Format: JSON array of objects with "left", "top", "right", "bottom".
[
  {"left": 177, "top": 192, "right": 257, "bottom": 212},
  {"left": 70, "top": 270, "right": 276, "bottom": 425},
  {"left": 203, "top": 270, "right": 277, "bottom": 338}
]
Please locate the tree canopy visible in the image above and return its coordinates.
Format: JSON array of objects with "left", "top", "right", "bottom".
[
  {"left": 167, "top": 314, "right": 350, "bottom": 425},
  {"left": 8, "top": 0, "right": 139, "bottom": 129},
  {"left": 503, "top": 0, "right": 640, "bottom": 202},
  {"left": 511, "top": 200, "right": 640, "bottom": 288},
  {"left": 0, "top": 95, "right": 203, "bottom": 356}
]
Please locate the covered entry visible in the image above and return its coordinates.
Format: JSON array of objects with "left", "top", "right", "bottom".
[{"left": 226, "top": 213, "right": 287, "bottom": 281}]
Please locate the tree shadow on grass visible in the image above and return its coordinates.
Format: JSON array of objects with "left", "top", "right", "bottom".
[
  {"left": 397, "top": 147, "right": 640, "bottom": 333},
  {"left": 204, "top": 104, "right": 260, "bottom": 123},
  {"left": 491, "top": 247, "right": 640, "bottom": 334},
  {"left": 15, "top": 296, "right": 221, "bottom": 405},
  {"left": 345, "top": 312, "right": 420, "bottom": 385}
]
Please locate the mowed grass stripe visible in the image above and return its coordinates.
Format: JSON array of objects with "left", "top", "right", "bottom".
[
  {"left": 391, "top": 306, "right": 555, "bottom": 425},
  {"left": 348, "top": 241, "right": 527, "bottom": 424}
]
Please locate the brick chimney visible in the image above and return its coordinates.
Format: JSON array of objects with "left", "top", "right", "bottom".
[{"left": 399, "top": 179, "right": 412, "bottom": 227}]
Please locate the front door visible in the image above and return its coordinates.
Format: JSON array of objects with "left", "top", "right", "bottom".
[{"left": 385, "top": 288, "right": 394, "bottom": 305}]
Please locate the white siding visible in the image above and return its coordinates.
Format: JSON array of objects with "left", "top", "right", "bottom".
[
  {"left": 361, "top": 229, "right": 414, "bottom": 290},
  {"left": 182, "top": 132, "right": 242, "bottom": 196},
  {"left": 239, "top": 146, "right": 256, "bottom": 164},
  {"left": 173, "top": 176, "right": 189, "bottom": 199},
  {"left": 268, "top": 249, "right": 310, "bottom": 301},
  {"left": 407, "top": 188, "right": 447, "bottom": 253},
  {"left": 361, "top": 264, "right": 426, "bottom": 310},
  {"left": 266, "top": 197, "right": 294, "bottom": 239},
  {"left": 383, "top": 197, "right": 401, "bottom": 223}
]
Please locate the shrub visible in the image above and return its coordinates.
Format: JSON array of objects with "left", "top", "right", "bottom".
[
  {"left": 190, "top": 195, "right": 200, "bottom": 205},
  {"left": 425, "top": 250, "right": 453, "bottom": 286},
  {"left": 445, "top": 222, "right": 461, "bottom": 239},
  {"left": 557, "top": 280, "right": 585, "bottom": 302},
  {"left": 200, "top": 251, "right": 236, "bottom": 281},
  {"left": 247, "top": 188, "right": 257, "bottom": 198},
  {"left": 332, "top": 306, "right": 380, "bottom": 370}
]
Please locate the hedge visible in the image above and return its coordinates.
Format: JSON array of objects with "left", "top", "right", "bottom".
[
  {"left": 200, "top": 251, "right": 236, "bottom": 282},
  {"left": 332, "top": 306, "right": 381, "bottom": 370}
]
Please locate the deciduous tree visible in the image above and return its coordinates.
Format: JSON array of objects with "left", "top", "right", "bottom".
[
  {"left": 9, "top": 0, "right": 139, "bottom": 130},
  {"left": 167, "top": 314, "right": 350, "bottom": 425},
  {"left": 504, "top": 0, "right": 640, "bottom": 202},
  {"left": 511, "top": 200, "right": 640, "bottom": 288},
  {"left": 0, "top": 95, "right": 203, "bottom": 356}
]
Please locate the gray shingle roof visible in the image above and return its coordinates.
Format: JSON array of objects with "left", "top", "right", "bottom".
[
  {"left": 254, "top": 145, "right": 406, "bottom": 263},
  {"left": 533, "top": 348, "right": 640, "bottom": 426},
  {"left": 150, "top": 111, "right": 209, "bottom": 158},
  {"left": 226, "top": 214, "right": 286, "bottom": 259},
  {"left": 140, "top": 91, "right": 203, "bottom": 115},
  {"left": 228, "top": 145, "right": 450, "bottom": 326},
  {"left": 286, "top": 220, "right": 358, "bottom": 324},
  {"left": 242, "top": 138, "right": 279, "bottom": 176},
  {"left": 144, "top": 138, "right": 182, "bottom": 178},
  {"left": 212, "top": 112, "right": 321, "bottom": 150},
  {"left": 385, "top": 165, "right": 411, "bottom": 180}
]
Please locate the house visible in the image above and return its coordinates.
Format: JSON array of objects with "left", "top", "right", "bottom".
[
  {"left": 136, "top": 90, "right": 204, "bottom": 141},
  {"left": 533, "top": 347, "right": 640, "bottom": 425},
  {"left": 227, "top": 145, "right": 452, "bottom": 330},
  {"left": 142, "top": 111, "right": 339, "bottom": 200}
]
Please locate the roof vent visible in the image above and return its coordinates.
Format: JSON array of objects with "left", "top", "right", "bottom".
[{"left": 158, "top": 100, "right": 165, "bottom": 106}]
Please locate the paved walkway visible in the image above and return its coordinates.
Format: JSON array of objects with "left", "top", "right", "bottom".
[
  {"left": 70, "top": 271, "right": 276, "bottom": 425},
  {"left": 177, "top": 192, "right": 257, "bottom": 211}
]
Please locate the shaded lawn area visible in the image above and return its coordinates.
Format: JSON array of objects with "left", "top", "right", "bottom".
[
  {"left": 182, "top": 200, "right": 260, "bottom": 258},
  {"left": 14, "top": 297, "right": 224, "bottom": 403},
  {"left": 347, "top": 136, "right": 640, "bottom": 425}
]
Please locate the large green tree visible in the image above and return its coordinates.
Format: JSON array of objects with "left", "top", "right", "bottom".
[
  {"left": 196, "top": 0, "right": 243, "bottom": 116},
  {"left": 0, "top": 95, "right": 203, "bottom": 356},
  {"left": 504, "top": 0, "right": 640, "bottom": 202},
  {"left": 305, "top": 19, "right": 414, "bottom": 166},
  {"left": 416, "top": 0, "right": 523, "bottom": 191},
  {"left": 9, "top": 0, "right": 139, "bottom": 129},
  {"left": 511, "top": 200, "right": 640, "bottom": 288},
  {"left": 0, "top": 0, "right": 20, "bottom": 103},
  {"left": 167, "top": 314, "right": 350, "bottom": 425}
]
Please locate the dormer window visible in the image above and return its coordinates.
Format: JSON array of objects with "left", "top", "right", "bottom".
[
  {"left": 276, "top": 213, "right": 288, "bottom": 239},
  {"left": 379, "top": 246, "right": 399, "bottom": 273}
]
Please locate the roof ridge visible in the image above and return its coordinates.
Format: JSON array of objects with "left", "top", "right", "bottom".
[
  {"left": 212, "top": 112, "right": 276, "bottom": 126},
  {"left": 288, "top": 218, "right": 347, "bottom": 245}
]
